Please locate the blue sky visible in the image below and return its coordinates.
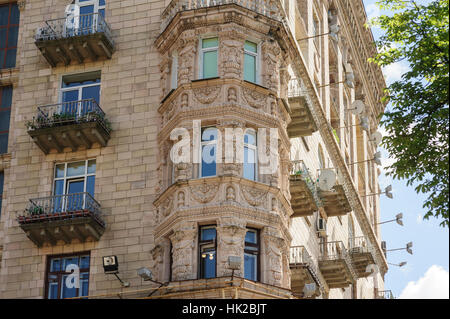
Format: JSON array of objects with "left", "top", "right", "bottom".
[{"left": 362, "top": 0, "right": 449, "bottom": 298}]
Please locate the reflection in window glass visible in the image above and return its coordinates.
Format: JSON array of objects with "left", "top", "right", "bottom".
[
  {"left": 201, "top": 128, "right": 217, "bottom": 177},
  {"left": 199, "top": 226, "right": 217, "bottom": 279},
  {"left": 244, "top": 229, "right": 259, "bottom": 281},
  {"left": 0, "top": 3, "right": 19, "bottom": 69},
  {"left": 201, "top": 38, "right": 218, "bottom": 79}
]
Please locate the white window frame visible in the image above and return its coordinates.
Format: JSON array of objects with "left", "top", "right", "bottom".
[
  {"left": 74, "top": 0, "right": 105, "bottom": 14},
  {"left": 243, "top": 128, "right": 258, "bottom": 181},
  {"left": 243, "top": 40, "right": 261, "bottom": 85},
  {"left": 199, "top": 37, "right": 219, "bottom": 79},
  {"left": 59, "top": 72, "right": 101, "bottom": 116},
  {"left": 199, "top": 127, "right": 218, "bottom": 178},
  {"left": 53, "top": 159, "right": 96, "bottom": 197}
]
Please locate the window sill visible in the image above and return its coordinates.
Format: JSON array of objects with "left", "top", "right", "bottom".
[{"left": 192, "top": 77, "right": 220, "bottom": 83}]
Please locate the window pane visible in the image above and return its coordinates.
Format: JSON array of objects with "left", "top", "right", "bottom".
[
  {"left": 10, "top": 4, "right": 20, "bottom": 25},
  {"left": 63, "top": 257, "right": 79, "bottom": 270},
  {"left": 203, "top": 50, "right": 217, "bottom": 79},
  {"left": 87, "top": 160, "right": 96, "bottom": 174},
  {"left": 245, "top": 230, "right": 257, "bottom": 244},
  {"left": 48, "top": 282, "right": 59, "bottom": 299},
  {"left": 0, "top": 133, "right": 8, "bottom": 154},
  {"left": 62, "top": 72, "right": 101, "bottom": 88},
  {"left": 7, "top": 26, "right": 18, "bottom": 47},
  {"left": 0, "top": 6, "right": 9, "bottom": 26},
  {"left": 0, "top": 86, "right": 12, "bottom": 108},
  {"left": 201, "top": 145, "right": 216, "bottom": 177},
  {"left": 202, "top": 37, "right": 218, "bottom": 49},
  {"left": 99, "top": 0, "right": 106, "bottom": 6},
  {"left": 201, "top": 250, "right": 216, "bottom": 279},
  {"left": 202, "top": 128, "right": 217, "bottom": 142},
  {"left": 61, "top": 275, "right": 77, "bottom": 299},
  {"left": 244, "top": 253, "right": 257, "bottom": 281},
  {"left": 80, "top": 256, "right": 90, "bottom": 269},
  {"left": 5, "top": 49, "right": 16, "bottom": 68},
  {"left": 244, "top": 53, "right": 256, "bottom": 83},
  {"left": 87, "top": 176, "right": 95, "bottom": 197},
  {"left": 244, "top": 41, "right": 257, "bottom": 53},
  {"left": 200, "top": 227, "right": 216, "bottom": 241},
  {"left": 0, "top": 109, "right": 10, "bottom": 131},
  {"left": 55, "top": 164, "right": 65, "bottom": 178},
  {"left": 50, "top": 258, "right": 61, "bottom": 272},
  {"left": 244, "top": 131, "right": 256, "bottom": 145},
  {"left": 0, "top": 29, "right": 6, "bottom": 49},
  {"left": 243, "top": 147, "right": 255, "bottom": 180},
  {"left": 62, "top": 90, "right": 79, "bottom": 104},
  {"left": 99, "top": 9, "right": 105, "bottom": 17},
  {"left": 82, "top": 85, "right": 100, "bottom": 103},
  {"left": 67, "top": 161, "right": 86, "bottom": 177}
]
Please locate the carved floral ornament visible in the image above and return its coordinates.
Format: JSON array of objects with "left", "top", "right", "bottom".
[
  {"left": 240, "top": 185, "right": 267, "bottom": 207},
  {"left": 190, "top": 182, "right": 219, "bottom": 204},
  {"left": 242, "top": 87, "right": 266, "bottom": 109},
  {"left": 193, "top": 86, "right": 221, "bottom": 104}
]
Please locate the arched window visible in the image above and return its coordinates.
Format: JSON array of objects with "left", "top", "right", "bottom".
[{"left": 243, "top": 129, "right": 257, "bottom": 181}]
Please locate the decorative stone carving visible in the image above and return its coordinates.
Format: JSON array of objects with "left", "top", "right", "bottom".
[
  {"left": 262, "top": 227, "right": 285, "bottom": 287},
  {"left": 17, "top": 0, "right": 26, "bottom": 11},
  {"left": 160, "top": 54, "right": 171, "bottom": 99},
  {"left": 190, "top": 182, "right": 219, "bottom": 204},
  {"left": 160, "top": 195, "right": 174, "bottom": 218},
  {"left": 221, "top": 38, "right": 243, "bottom": 78},
  {"left": 240, "top": 185, "right": 267, "bottom": 207},
  {"left": 193, "top": 86, "right": 221, "bottom": 104},
  {"left": 226, "top": 185, "right": 236, "bottom": 201},
  {"left": 178, "top": 33, "right": 197, "bottom": 85},
  {"left": 169, "top": 222, "right": 197, "bottom": 281},
  {"left": 262, "top": 41, "right": 281, "bottom": 91},
  {"left": 177, "top": 191, "right": 185, "bottom": 208},
  {"left": 174, "top": 162, "right": 191, "bottom": 181},
  {"left": 242, "top": 87, "right": 266, "bottom": 109},
  {"left": 216, "top": 217, "right": 247, "bottom": 277},
  {"left": 222, "top": 163, "right": 241, "bottom": 176},
  {"left": 227, "top": 87, "right": 237, "bottom": 103},
  {"left": 271, "top": 197, "right": 278, "bottom": 212},
  {"left": 180, "top": 93, "right": 189, "bottom": 108},
  {"left": 150, "top": 244, "right": 164, "bottom": 282}
]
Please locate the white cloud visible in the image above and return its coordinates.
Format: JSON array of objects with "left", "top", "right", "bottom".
[
  {"left": 382, "top": 62, "right": 410, "bottom": 84},
  {"left": 399, "top": 265, "right": 449, "bottom": 299}
]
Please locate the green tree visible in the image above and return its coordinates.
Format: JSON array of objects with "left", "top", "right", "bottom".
[{"left": 370, "top": 0, "right": 449, "bottom": 226}]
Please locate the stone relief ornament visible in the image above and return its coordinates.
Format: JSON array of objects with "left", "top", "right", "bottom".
[
  {"left": 160, "top": 54, "right": 171, "bottom": 99},
  {"left": 221, "top": 39, "right": 243, "bottom": 77},
  {"left": 178, "top": 35, "right": 197, "bottom": 85},
  {"left": 169, "top": 223, "right": 197, "bottom": 281},
  {"left": 193, "top": 86, "right": 221, "bottom": 104},
  {"left": 227, "top": 87, "right": 237, "bottom": 103},
  {"left": 180, "top": 93, "right": 189, "bottom": 108},
  {"left": 240, "top": 185, "right": 267, "bottom": 207},
  {"left": 226, "top": 185, "right": 236, "bottom": 201},
  {"left": 242, "top": 87, "right": 266, "bottom": 109},
  {"left": 263, "top": 42, "right": 281, "bottom": 91},
  {"left": 150, "top": 244, "right": 164, "bottom": 280},
  {"left": 161, "top": 195, "right": 174, "bottom": 218},
  {"left": 177, "top": 191, "right": 185, "bottom": 208},
  {"left": 190, "top": 182, "right": 219, "bottom": 204}
]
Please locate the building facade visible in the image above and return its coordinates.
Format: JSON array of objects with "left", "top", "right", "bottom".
[{"left": 0, "top": 0, "right": 390, "bottom": 299}]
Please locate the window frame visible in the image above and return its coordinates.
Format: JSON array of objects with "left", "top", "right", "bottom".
[
  {"left": 199, "top": 127, "right": 218, "bottom": 178},
  {"left": 244, "top": 228, "right": 260, "bottom": 282},
  {"left": 198, "top": 225, "right": 217, "bottom": 279},
  {"left": 199, "top": 37, "right": 219, "bottom": 80},
  {"left": 44, "top": 251, "right": 91, "bottom": 299},
  {"left": 74, "top": 0, "right": 106, "bottom": 15},
  {"left": 53, "top": 159, "right": 96, "bottom": 198},
  {"left": 0, "top": 171, "right": 3, "bottom": 218},
  {"left": 0, "top": 2, "right": 19, "bottom": 69},
  {"left": 60, "top": 72, "right": 102, "bottom": 103},
  {"left": 243, "top": 40, "right": 260, "bottom": 84}
]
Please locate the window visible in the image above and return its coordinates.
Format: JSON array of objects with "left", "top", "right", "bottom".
[
  {"left": 60, "top": 71, "right": 101, "bottom": 116},
  {"left": 74, "top": 0, "right": 106, "bottom": 17},
  {"left": 0, "top": 171, "right": 3, "bottom": 218},
  {"left": 53, "top": 159, "right": 96, "bottom": 211},
  {"left": 46, "top": 252, "right": 90, "bottom": 299},
  {"left": 244, "top": 229, "right": 259, "bottom": 281},
  {"left": 243, "top": 129, "right": 257, "bottom": 181},
  {"left": 200, "top": 37, "right": 218, "bottom": 79},
  {"left": 0, "top": 2, "right": 19, "bottom": 69},
  {"left": 200, "top": 127, "right": 217, "bottom": 178},
  {"left": 244, "top": 41, "right": 258, "bottom": 83},
  {"left": 0, "top": 86, "right": 12, "bottom": 154},
  {"left": 199, "top": 226, "right": 216, "bottom": 279}
]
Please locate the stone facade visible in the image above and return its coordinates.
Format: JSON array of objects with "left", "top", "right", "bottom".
[{"left": 0, "top": 0, "right": 388, "bottom": 299}]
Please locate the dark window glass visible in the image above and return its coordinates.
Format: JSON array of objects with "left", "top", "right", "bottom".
[
  {"left": 0, "top": 86, "right": 12, "bottom": 154},
  {"left": 46, "top": 253, "right": 90, "bottom": 299},
  {"left": 244, "top": 229, "right": 259, "bottom": 281},
  {"left": 199, "top": 226, "right": 216, "bottom": 279},
  {"left": 0, "top": 3, "right": 19, "bottom": 69}
]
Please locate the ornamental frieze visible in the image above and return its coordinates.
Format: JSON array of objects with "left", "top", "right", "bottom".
[
  {"left": 242, "top": 87, "right": 266, "bottom": 109},
  {"left": 240, "top": 185, "right": 268, "bottom": 207},
  {"left": 193, "top": 86, "right": 221, "bottom": 105}
]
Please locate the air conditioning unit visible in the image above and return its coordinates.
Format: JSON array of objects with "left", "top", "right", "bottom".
[{"left": 316, "top": 216, "right": 327, "bottom": 237}]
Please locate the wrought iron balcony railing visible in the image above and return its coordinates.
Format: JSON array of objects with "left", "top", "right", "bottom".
[
  {"left": 35, "top": 13, "right": 114, "bottom": 45},
  {"left": 161, "top": 0, "right": 282, "bottom": 31},
  {"left": 18, "top": 192, "right": 104, "bottom": 227},
  {"left": 290, "top": 160, "right": 322, "bottom": 205},
  {"left": 26, "top": 99, "right": 110, "bottom": 133},
  {"left": 319, "top": 241, "right": 350, "bottom": 262}
]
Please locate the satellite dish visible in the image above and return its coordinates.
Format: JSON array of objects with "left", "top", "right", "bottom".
[
  {"left": 370, "top": 131, "right": 383, "bottom": 146},
  {"left": 318, "top": 169, "right": 336, "bottom": 191},
  {"left": 350, "top": 100, "right": 365, "bottom": 115}
]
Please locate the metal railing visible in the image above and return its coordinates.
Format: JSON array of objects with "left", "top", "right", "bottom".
[
  {"left": 161, "top": 0, "right": 282, "bottom": 31},
  {"left": 35, "top": 13, "right": 114, "bottom": 45},
  {"left": 377, "top": 290, "right": 394, "bottom": 299},
  {"left": 290, "top": 160, "right": 322, "bottom": 206},
  {"left": 290, "top": 245, "right": 325, "bottom": 292},
  {"left": 19, "top": 192, "right": 104, "bottom": 226},
  {"left": 288, "top": 78, "right": 305, "bottom": 98},
  {"left": 28, "top": 99, "right": 110, "bottom": 133}
]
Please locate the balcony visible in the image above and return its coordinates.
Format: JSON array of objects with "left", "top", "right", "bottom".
[
  {"left": 26, "top": 99, "right": 111, "bottom": 154},
  {"left": 287, "top": 78, "right": 318, "bottom": 137},
  {"left": 289, "top": 246, "right": 323, "bottom": 298},
  {"left": 319, "top": 185, "right": 352, "bottom": 217},
  {"left": 161, "top": 0, "right": 281, "bottom": 32},
  {"left": 349, "top": 236, "right": 376, "bottom": 278},
  {"left": 17, "top": 193, "right": 106, "bottom": 247},
  {"left": 377, "top": 290, "right": 394, "bottom": 299},
  {"left": 35, "top": 13, "right": 114, "bottom": 67},
  {"left": 318, "top": 241, "right": 357, "bottom": 289},
  {"left": 289, "top": 160, "right": 319, "bottom": 217}
]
